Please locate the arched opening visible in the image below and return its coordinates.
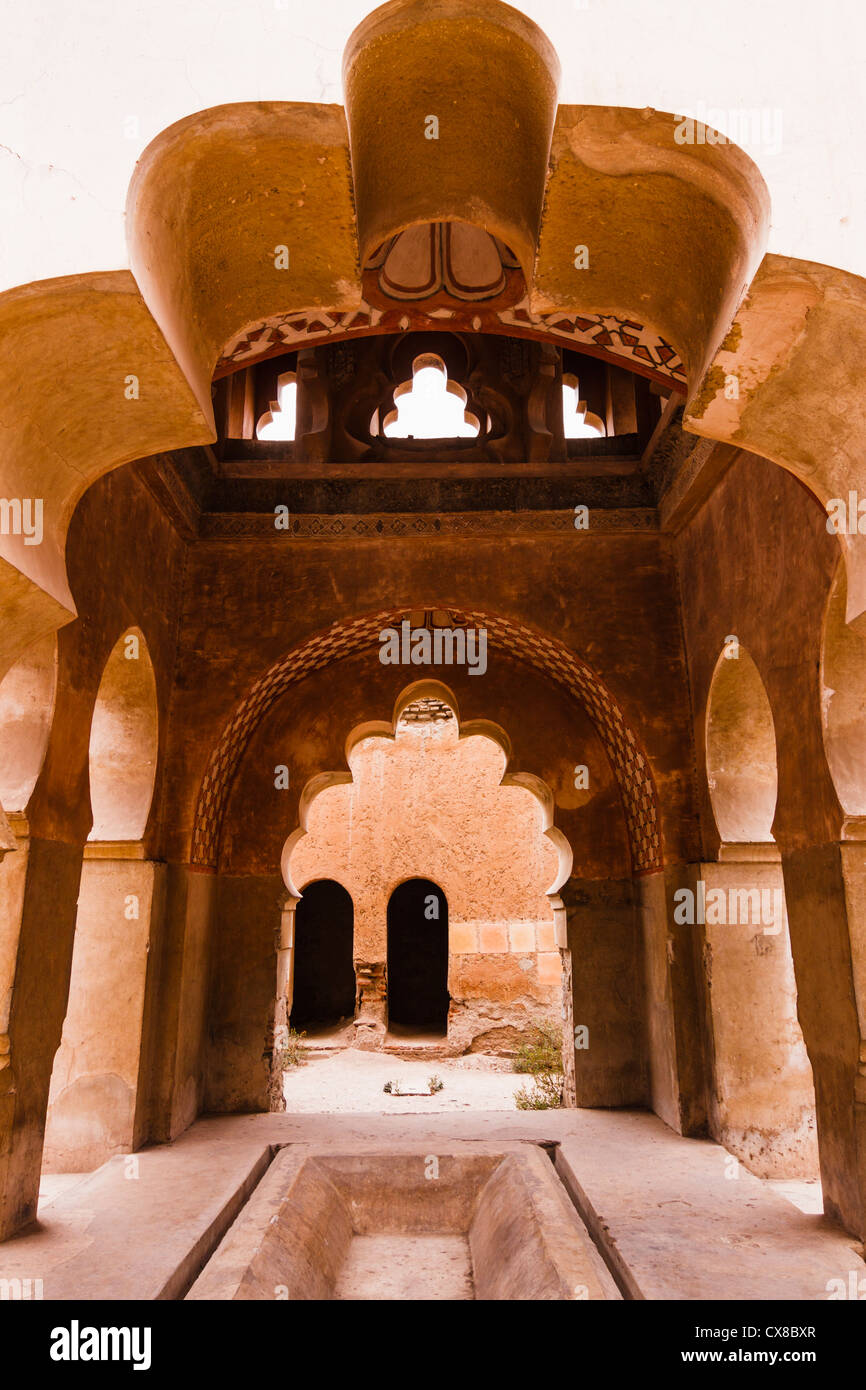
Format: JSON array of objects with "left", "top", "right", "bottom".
[
  {"left": 277, "top": 669, "right": 572, "bottom": 1062},
  {"left": 706, "top": 646, "right": 778, "bottom": 843},
  {"left": 0, "top": 631, "right": 58, "bottom": 815},
  {"left": 381, "top": 353, "right": 480, "bottom": 440},
  {"left": 700, "top": 643, "right": 818, "bottom": 1180},
  {"left": 561, "top": 373, "right": 606, "bottom": 439},
  {"left": 290, "top": 879, "right": 355, "bottom": 1033},
  {"left": 43, "top": 627, "right": 161, "bottom": 1173},
  {"left": 256, "top": 371, "right": 297, "bottom": 441},
  {"left": 386, "top": 878, "right": 449, "bottom": 1037},
  {"left": 821, "top": 558, "right": 866, "bottom": 815},
  {"left": 88, "top": 628, "right": 159, "bottom": 841}
]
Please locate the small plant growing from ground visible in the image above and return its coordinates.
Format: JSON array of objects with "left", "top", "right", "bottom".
[
  {"left": 513, "top": 1021, "right": 563, "bottom": 1110},
  {"left": 428, "top": 1074, "right": 444, "bottom": 1094},
  {"left": 512, "top": 1021, "right": 562, "bottom": 1075},
  {"left": 274, "top": 1027, "right": 307, "bottom": 1070},
  {"left": 383, "top": 1079, "right": 402, "bottom": 1095},
  {"left": 515, "top": 1070, "right": 564, "bottom": 1110}
]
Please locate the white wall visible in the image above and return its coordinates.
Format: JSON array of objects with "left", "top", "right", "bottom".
[{"left": 0, "top": 0, "right": 864, "bottom": 292}]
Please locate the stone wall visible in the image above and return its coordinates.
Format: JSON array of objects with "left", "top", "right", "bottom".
[{"left": 287, "top": 712, "right": 561, "bottom": 1053}]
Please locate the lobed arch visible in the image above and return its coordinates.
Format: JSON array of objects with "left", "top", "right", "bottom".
[
  {"left": 191, "top": 609, "right": 661, "bottom": 875},
  {"left": 281, "top": 678, "right": 573, "bottom": 906}
]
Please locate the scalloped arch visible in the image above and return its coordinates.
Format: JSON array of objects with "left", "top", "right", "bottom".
[
  {"left": 190, "top": 607, "right": 662, "bottom": 874},
  {"left": 283, "top": 678, "right": 572, "bottom": 902}
]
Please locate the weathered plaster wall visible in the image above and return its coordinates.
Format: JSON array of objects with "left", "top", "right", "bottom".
[
  {"left": 699, "top": 860, "right": 818, "bottom": 1178},
  {"left": 43, "top": 857, "right": 167, "bottom": 1172},
  {"left": 164, "top": 529, "right": 696, "bottom": 866},
  {"left": 288, "top": 714, "right": 561, "bottom": 1051}
]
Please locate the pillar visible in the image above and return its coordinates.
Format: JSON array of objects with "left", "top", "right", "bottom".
[
  {"left": 0, "top": 815, "right": 83, "bottom": 1238},
  {"left": 698, "top": 848, "right": 818, "bottom": 1176},
  {"left": 781, "top": 830, "right": 866, "bottom": 1236},
  {"left": 41, "top": 844, "right": 166, "bottom": 1172}
]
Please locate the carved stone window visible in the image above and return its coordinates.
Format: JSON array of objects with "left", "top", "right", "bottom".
[
  {"left": 562, "top": 373, "right": 605, "bottom": 439},
  {"left": 380, "top": 353, "right": 480, "bottom": 439},
  {"left": 256, "top": 371, "right": 297, "bottom": 441}
]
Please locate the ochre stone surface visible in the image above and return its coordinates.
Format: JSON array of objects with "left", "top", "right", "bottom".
[
  {"left": 1, "top": 0, "right": 866, "bottom": 1266},
  {"left": 286, "top": 712, "right": 561, "bottom": 1052},
  {"left": 343, "top": 1, "right": 560, "bottom": 286}
]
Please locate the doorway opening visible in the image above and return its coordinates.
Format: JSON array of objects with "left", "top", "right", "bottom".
[
  {"left": 290, "top": 879, "right": 356, "bottom": 1033},
  {"left": 387, "top": 878, "right": 450, "bottom": 1037}
]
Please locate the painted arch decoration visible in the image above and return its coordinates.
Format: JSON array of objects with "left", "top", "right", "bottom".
[{"left": 190, "top": 608, "right": 663, "bottom": 876}]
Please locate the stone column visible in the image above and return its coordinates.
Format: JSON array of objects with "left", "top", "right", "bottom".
[
  {"left": 41, "top": 843, "right": 166, "bottom": 1172},
  {"left": 0, "top": 815, "right": 83, "bottom": 1239},
  {"left": 637, "top": 865, "right": 709, "bottom": 1135},
  {"left": 781, "top": 826, "right": 866, "bottom": 1237},
  {"left": 563, "top": 875, "right": 646, "bottom": 1108},
  {"left": 698, "top": 847, "right": 818, "bottom": 1177},
  {"left": 268, "top": 896, "right": 297, "bottom": 1110},
  {"left": 146, "top": 864, "right": 216, "bottom": 1143},
  {"left": 557, "top": 896, "right": 577, "bottom": 1107}
]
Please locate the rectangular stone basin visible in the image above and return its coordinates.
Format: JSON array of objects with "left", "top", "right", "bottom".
[{"left": 187, "top": 1142, "right": 618, "bottom": 1300}]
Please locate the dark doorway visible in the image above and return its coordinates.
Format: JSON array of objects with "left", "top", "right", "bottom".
[
  {"left": 386, "top": 878, "right": 450, "bottom": 1035},
  {"left": 290, "top": 880, "right": 355, "bottom": 1031}
]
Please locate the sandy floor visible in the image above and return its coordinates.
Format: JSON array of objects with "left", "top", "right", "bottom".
[{"left": 282, "top": 1046, "right": 527, "bottom": 1113}]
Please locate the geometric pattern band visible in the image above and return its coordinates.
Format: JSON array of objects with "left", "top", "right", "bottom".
[{"left": 216, "top": 299, "right": 686, "bottom": 388}]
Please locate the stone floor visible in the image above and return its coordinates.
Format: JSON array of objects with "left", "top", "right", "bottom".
[
  {"left": 333, "top": 1234, "right": 474, "bottom": 1300},
  {"left": 282, "top": 1044, "right": 526, "bottom": 1112},
  {"left": 2, "top": 1105, "right": 862, "bottom": 1301}
]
